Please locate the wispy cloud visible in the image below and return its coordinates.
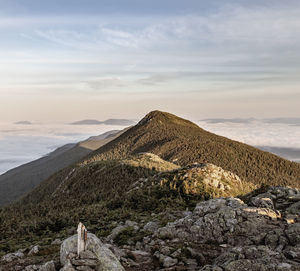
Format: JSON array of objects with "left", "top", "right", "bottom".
[{"left": 0, "top": 2, "right": 300, "bottom": 120}]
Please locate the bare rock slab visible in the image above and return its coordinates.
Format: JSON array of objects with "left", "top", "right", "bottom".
[{"left": 61, "top": 233, "right": 124, "bottom": 271}]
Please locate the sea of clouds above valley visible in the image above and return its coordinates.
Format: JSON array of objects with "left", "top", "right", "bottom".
[
  {"left": 0, "top": 122, "right": 128, "bottom": 175},
  {"left": 196, "top": 119, "right": 300, "bottom": 163},
  {"left": 0, "top": 119, "right": 299, "bottom": 175}
]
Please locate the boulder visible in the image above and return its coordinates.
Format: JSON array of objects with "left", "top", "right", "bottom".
[
  {"left": 1, "top": 250, "right": 24, "bottom": 262},
  {"left": 60, "top": 233, "right": 124, "bottom": 271}
]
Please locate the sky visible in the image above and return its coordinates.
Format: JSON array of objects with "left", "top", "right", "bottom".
[{"left": 0, "top": 0, "right": 299, "bottom": 121}]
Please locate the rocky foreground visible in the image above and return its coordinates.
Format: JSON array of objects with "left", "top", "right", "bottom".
[{"left": 1, "top": 185, "right": 300, "bottom": 271}]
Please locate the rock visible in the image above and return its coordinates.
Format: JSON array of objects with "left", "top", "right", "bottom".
[
  {"left": 286, "top": 223, "right": 300, "bottom": 246},
  {"left": 154, "top": 252, "right": 178, "bottom": 268},
  {"left": 199, "top": 265, "right": 223, "bottom": 271},
  {"left": 126, "top": 250, "right": 152, "bottom": 263},
  {"left": 1, "top": 250, "right": 24, "bottom": 262},
  {"left": 51, "top": 239, "right": 62, "bottom": 245},
  {"left": 284, "top": 245, "right": 300, "bottom": 260},
  {"left": 60, "top": 259, "right": 76, "bottom": 271},
  {"left": 286, "top": 201, "right": 300, "bottom": 215},
  {"left": 138, "top": 186, "right": 300, "bottom": 270},
  {"left": 160, "top": 246, "right": 171, "bottom": 256},
  {"left": 60, "top": 233, "right": 124, "bottom": 271},
  {"left": 24, "top": 265, "right": 40, "bottom": 271},
  {"left": 28, "top": 245, "right": 40, "bottom": 256},
  {"left": 104, "top": 244, "right": 127, "bottom": 260},
  {"left": 79, "top": 250, "right": 97, "bottom": 259},
  {"left": 251, "top": 196, "right": 274, "bottom": 209},
  {"left": 171, "top": 248, "right": 182, "bottom": 258},
  {"left": 125, "top": 220, "right": 139, "bottom": 231},
  {"left": 71, "top": 258, "right": 98, "bottom": 266},
  {"left": 162, "top": 256, "right": 178, "bottom": 268},
  {"left": 156, "top": 197, "right": 282, "bottom": 246},
  {"left": 76, "top": 267, "right": 94, "bottom": 271},
  {"left": 143, "top": 221, "right": 159, "bottom": 233},
  {"left": 107, "top": 225, "right": 127, "bottom": 241},
  {"left": 39, "top": 261, "right": 56, "bottom": 271},
  {"left": 187, "top": 247, "right": 205, "bottom": 264},
  {"left": 207, "top": 245, "right": 299, "bottom": 271}
]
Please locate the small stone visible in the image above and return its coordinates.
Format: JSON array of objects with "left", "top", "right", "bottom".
[
  {"left": 60, "top": 259, "right": 76, "bottom": 271},
  {"left": 24, "top": 265, "right": 40, "bottom": 271},
  {"left": 127, "top": 250, "right": 152, "bottom": 263},
  {"left": 39, "top": 260, "right": 56, "bottom": 271},
  {"left": 79, "top": 250, "right": 97, "bottom": 259},
  {"left": 28, "top": 245, "right": 40, "bottom": 256},
  {"left": 163, "top": 256, "right": 178, "bottom": 268},
  {"left": 143, "top": 221, "right": 159, "bottom": 233}
]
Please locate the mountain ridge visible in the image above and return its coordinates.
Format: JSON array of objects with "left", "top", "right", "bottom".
[{"left": 83, "top": 110, "right": 300, "bottom": 188}]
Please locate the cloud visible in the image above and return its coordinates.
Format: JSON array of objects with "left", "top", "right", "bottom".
[
  {"left": 197, "top": 120, "right": 300, "bottom": 149},
  {"left": 0, "top": 121, "right": 129, "bottom": 174},
  {"left": 86, "top": 77, "right": 126, "bottom": 90},
  {"left": 137, "top": 74, "right": 178, "bottom": 85}
]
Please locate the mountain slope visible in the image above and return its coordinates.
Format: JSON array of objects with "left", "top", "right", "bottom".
[
  {"left": 0, "top": 129, "right": 126, "bottom": 206},
  {"left": 84, "top": 110, "right": 300, "bottom": 188}
]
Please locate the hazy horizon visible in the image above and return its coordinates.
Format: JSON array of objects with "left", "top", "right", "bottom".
[{"left": 0, "top": 0, "right": 300, "bottom": 121}]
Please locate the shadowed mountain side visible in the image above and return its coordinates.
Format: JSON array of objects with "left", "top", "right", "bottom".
[
  {"left": 83, "top": 111, "right": 300, "bottom": 188},
  {"left": 0, "top": 129, "right": 127, "bottom": 206},
  {"left": 20, "top": 153, "right": 179, "bottom": 205}
]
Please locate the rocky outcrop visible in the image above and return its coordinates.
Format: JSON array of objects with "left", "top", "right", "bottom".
[
  {"left": 60, "top": 233, "right": 124, "bottom": 271},
  {"left": 128, "top": 163, "right": 253, "bottom": 198},
  {"left": 102, "top": 186, "right": 300, "bottom": 270}
]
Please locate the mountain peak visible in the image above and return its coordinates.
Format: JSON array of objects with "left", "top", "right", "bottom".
[{"left": 138, "top": 110, "right": 198, "bottom": 128}]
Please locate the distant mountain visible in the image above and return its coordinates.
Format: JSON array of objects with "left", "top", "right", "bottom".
[
  {"left": 70, "top": 119, "right": 135, "bottom": 126},
  {"left": 14, "top": 121, "right": 32, "bottom": 125},
  {"left": 70, "top": 119, "right": 102, "bottom": 125},
  {"left": 263, "top": 117, "right": 300, "bottom": 126},
  {"left": 200, "top": 117, "right": 300, "bottom": 126},
  {"left": 102, "top": 119, "right": 136, "bottom": 126},
  {"left": 201, "top": 118, "right": 256, "bottom": 124},
  {"left": 0, "top": 129, "right": 127, "bottom": 206}
]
